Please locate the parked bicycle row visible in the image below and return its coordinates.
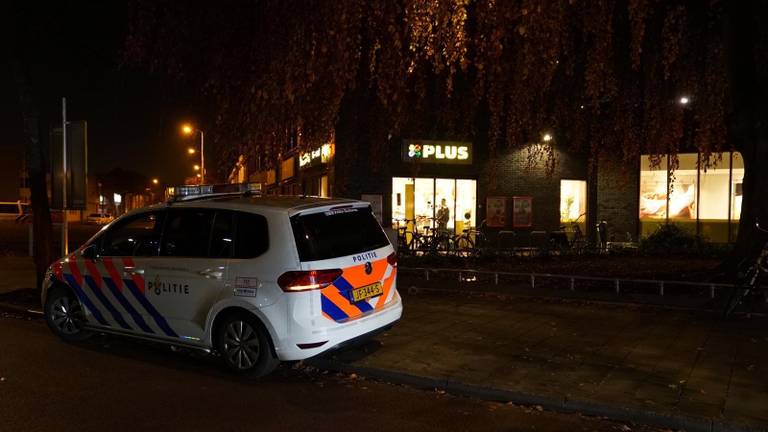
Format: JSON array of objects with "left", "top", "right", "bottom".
[{"left": 391, "top": 217, "right": 626, "bottom": 258}]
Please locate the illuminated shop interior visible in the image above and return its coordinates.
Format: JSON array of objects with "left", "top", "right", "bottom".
[
  {"left": 559, "top": 180, "right": 587, "bottom": 236},
  {"left": 639, "top": 152, "right": 743, "bottom": 242},
  {"left": 392, "top": 177, "right": 477, "bottom": 234}
]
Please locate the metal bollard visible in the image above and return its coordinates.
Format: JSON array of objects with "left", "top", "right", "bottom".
[
  {"left": 494, "top": 273, "right": 499, "bottom": 285},
  {"left": 570, "top": 278, "right": 575, "bottom": 291},
  {"left": 531, "top": 274, "right": 535, "bottom": 289},
  {"left": 424, "top": 269, "right": 429, "bottom": 281},
  {"left": 710, "top": 284, "right": 715, "bottom": 299},
  {"left": 614, "top": 279, "right": 620, "bottom": 294},
  {"left": 659, "top": 281, "right": 664, "bottom": 296}
]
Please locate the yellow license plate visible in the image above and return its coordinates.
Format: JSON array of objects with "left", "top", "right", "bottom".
[{"left": 351, "top": 282, "right": 383, "bottom": 303}]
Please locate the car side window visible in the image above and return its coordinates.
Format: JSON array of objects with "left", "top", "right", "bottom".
[
  {"left": 161, "top": 208, "right": 215, "bottom": 258},
  {"left": 100, "top": 211, "right": 165, "bottom": 257},
  {"left": 234, "top": 212, "right": 269, "bottom": 259},
  {"left": 209, "top": 210, "right": 235, "bottom": 258}
]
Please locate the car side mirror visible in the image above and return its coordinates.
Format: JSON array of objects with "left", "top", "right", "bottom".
[{"left": 81, "top": 244, "right": 99, "bottom": 261}]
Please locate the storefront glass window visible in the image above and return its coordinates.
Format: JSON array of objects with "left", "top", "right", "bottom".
[
  {"left": 435, "top": 179, "right": 456, "bottom": 230},
  {"left": 560, "top": 180, "right": 587, "bottom": 233},
  {"left": 391, "top": 177, "right": 476, "bottom": 234},
  {"left": 668, "top": 154, "right": 698, "bottom": 234},
  {"left": 456, "top": 180, "right": 477, "bottom": 231},
  {"left": 731, "top": 152, "right": 745, "bottom": 239},
  {"left": 414, "top": 178, "right": 435, "bottom": 230},
  {"left": 391, "top": 177, "right": 415, "bottom": 224},
  {"left": 639, "top": 152, "right": 743, "bottom": 242},
  {"left": 639, "top": 155, "right": 668, "bottom": 220},
  {"left": 699, "top": 155, "right": 730, "bottom": 242},
  {"left": 639, "top": 155, "right": 668, "bottom": 237},
  {"left": 732, "top": 152, "right": 744, "bottom": 221}
]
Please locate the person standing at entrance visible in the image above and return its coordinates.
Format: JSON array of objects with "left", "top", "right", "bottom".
[{"left": 436, "top": 198, "right": 450, "bottom": 232}]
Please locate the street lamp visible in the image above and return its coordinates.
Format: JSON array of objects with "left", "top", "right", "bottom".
[
  {"left": 542, "top": 133, "right": 553, "bottom": 142},
  {"left": 152, "top": 178, "right": 159, "bottom": 185},
  {"left": 181, "top": 123, "right": 205, "bottom": 184},
  {"left": 193, "top": 164, "right": 200, "bottom": 171},
  {"left": 678, "top": 96, "right": 691, "bottom": 105}
]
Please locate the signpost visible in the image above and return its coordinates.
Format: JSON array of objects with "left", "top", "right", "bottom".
[
  {"left": 50, "top": 98, "right": 88, "bottom": 256},
  {"left": 62, "top": 98, "right": 67, "bottom": 256}
]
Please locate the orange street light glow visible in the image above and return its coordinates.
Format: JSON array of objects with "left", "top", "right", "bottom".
[
  {"left": 181, "top": 124, "right": 194, "bottom": 135},
  {"left": 187, "top": 148, "right": 196, "bottom": 155},
  {"left": 152, "top": 178, "right": 159, "bottom": 185},
  {"left": 193, "top": 165, "right": 200, "bottom": 171}
]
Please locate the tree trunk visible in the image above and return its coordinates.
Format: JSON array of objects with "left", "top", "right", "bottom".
[
  {"left": 10, "top": 59, "right": 55, "bottom": 289},
  {"left": 724, "top": 1, "right": 768, "bottom": 264}
]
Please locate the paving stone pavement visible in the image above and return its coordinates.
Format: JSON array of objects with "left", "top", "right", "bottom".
[
  {"left": 2, "top": 255, "right": 766, "bottom": 429},
  {"left": 327, "top": 292, "right": 768, "bottom": 431}
]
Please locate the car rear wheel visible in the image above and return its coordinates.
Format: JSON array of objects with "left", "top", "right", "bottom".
[
  {"left": 215, "top": 312, "right": 279, "bottom": 378},
  {"left": 44, "top": 287, "right": 92, "bottom": 343}
]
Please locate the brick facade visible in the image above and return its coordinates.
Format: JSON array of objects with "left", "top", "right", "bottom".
[
  {"left": 478, "top": 145, "right": 589, "bottom": 233},
  {"left": 596, "top": 158, "right": 639, "bottom": 241}
]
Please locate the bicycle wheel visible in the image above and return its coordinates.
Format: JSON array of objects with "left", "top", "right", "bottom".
[
  {"left": 455, "top": 236, "right": 474, "bottom": 257},
  {"left": 435, "top": 235, "right": 452, "bottom": 255}
]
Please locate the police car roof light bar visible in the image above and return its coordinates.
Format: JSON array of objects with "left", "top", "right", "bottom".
[{"left": 166, "top": 182, "right": 262, "bottom": 203}]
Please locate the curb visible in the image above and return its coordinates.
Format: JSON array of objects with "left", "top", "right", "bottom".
[
  {"left": 0, "top": 302, "right": 43, "bottom": 319},
  {"left": 307, "top": 358, "right": 764, "bottom": 432}
]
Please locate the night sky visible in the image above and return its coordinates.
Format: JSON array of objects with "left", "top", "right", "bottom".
[{"left": 1, "top": 1, "right": 202, "bottom": 197}]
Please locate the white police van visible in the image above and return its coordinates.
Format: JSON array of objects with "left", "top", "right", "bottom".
[{"left": 42, "top": 183, "right": 402, "bottom": 377}]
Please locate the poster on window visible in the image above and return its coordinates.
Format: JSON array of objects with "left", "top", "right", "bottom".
[
  {"left": 512, "top": 196, "right": 533, "bottom": 228},
  {"left": 486, "top": 197, "right": 506, "bottom": 228}
]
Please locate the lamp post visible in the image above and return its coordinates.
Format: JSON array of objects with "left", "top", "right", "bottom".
[{"left": 182, "top": 123, "right": 205, "bottom": 184}]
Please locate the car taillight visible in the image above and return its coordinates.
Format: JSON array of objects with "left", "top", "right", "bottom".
[
  {"left": 387, "top": 252, "right": 397, "bottom": 267},
  {"left": 277, "top": 269, "right": 343, "bottom": 292}
]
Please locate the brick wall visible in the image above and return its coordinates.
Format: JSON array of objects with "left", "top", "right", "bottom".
[
  {"left": 478, "top": 145, "right": 588, "bottom": 233},
  {"left": 596, "top": 157, "right": 639, "bottom": 241}
]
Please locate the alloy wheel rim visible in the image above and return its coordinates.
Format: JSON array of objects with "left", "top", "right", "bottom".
[
  {"left": 50, "top": 296, "right": 85, "bottom": 335},
  {"left": 223, "top": 321, "right": 260, "bottom": 370}
]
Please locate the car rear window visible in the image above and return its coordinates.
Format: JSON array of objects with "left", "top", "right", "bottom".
[{"left": 290, "top": 206, "right": 389, "bottom": 261}]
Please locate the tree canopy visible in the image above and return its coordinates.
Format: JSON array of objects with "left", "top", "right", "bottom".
[{"left": 126, "top": 0, "right": 747, "bottom": 171}]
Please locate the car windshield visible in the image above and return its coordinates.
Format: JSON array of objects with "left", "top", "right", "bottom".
[{"left": 290, "top": 206, "right": 389, "bottom": 261}]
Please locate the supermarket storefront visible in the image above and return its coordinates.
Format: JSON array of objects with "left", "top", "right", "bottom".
[{"left": 391, "top": 140, "right": 478, "bottom": 234}]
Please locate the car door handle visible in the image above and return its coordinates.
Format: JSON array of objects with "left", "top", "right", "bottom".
[
  {"left": 123, "top": 267, "right": 144, "bottom": 276},
  {"left": 199, "top": 269, "right": 223, "bottom": 279}
]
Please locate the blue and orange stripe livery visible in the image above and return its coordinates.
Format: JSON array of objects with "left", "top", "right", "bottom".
[{"left": 320, "top": 258, "right": 396, "bottom": 323}]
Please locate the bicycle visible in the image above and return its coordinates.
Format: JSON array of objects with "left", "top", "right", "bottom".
[
  {"left": 452, "top": 219, "right": 488, "bottom": 258},
  {"left": 723, "top": 219, "right": 768, "bottom": 318},
  {"left": 414, "top": 217, "right": 453, "bottom": 256},
  {"left": 393, "top": 218, "right": 415, "bottom": 255},
  {"left": 560, "top": 212, "right": 587, "bottom": 255}
]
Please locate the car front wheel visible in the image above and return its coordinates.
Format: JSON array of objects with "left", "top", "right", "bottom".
[
  {"left": 215, "top": 312, "right": 279, "bottom": 378},
  {"left": 44, "top": 287, "right": 92, "bottom": 343}
]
